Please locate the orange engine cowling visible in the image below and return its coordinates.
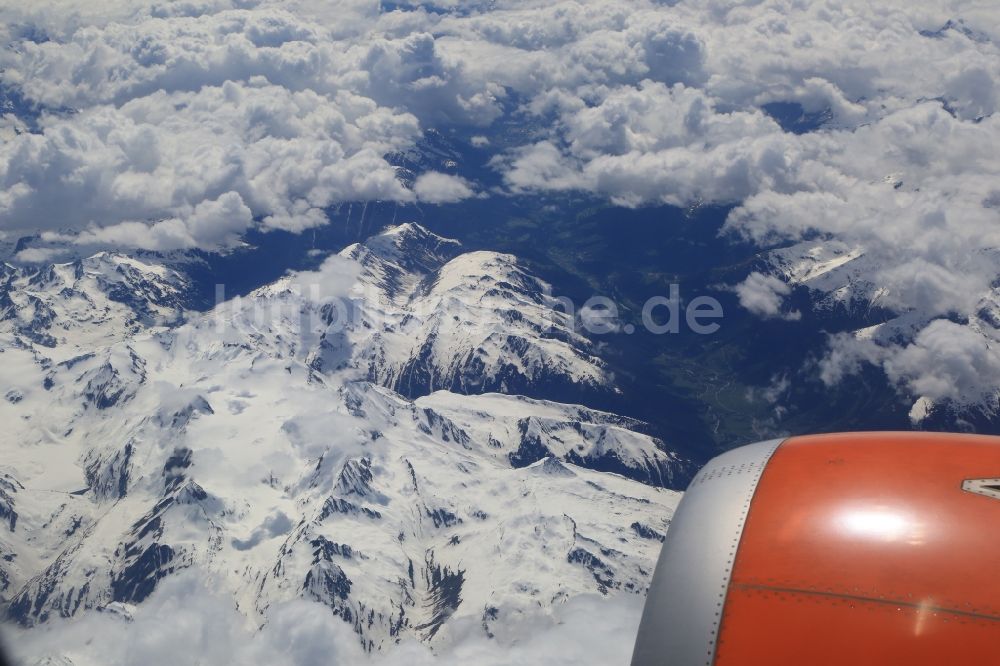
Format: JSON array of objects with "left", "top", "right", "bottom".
[{"left": 631, "top": 432, "right": 1000, "bottom": 665}]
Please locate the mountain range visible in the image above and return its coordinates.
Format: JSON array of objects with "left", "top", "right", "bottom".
[{"left": 0, "top": 223, "right": 684, "bottom": 655}]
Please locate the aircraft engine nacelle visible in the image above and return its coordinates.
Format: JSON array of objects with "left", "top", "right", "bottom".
[{"left": 631, "top": 432, "right": 1000, "bottom": 665}]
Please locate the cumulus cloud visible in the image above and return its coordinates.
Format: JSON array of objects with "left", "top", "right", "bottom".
[
  {"left": 467, "top": 2, "right": 1000, "bottom": 411},
  {"left": 885, "top": 320, "right": 1000, "bottom": 406},
  {"left": 820, "top": 335, "right": 877, "bottom": 388},
  {"left": 413, "top": 172, "right": 476, "bottom": 204},
  {"left": 1, "top": 0, "right": 1000, "bottom": 406},
  {"left": 566, "top": 3, "right": 1000, "bottom": 412},
  {"left": 8, "top": 573, "right": 367, "bottom": 666},
  {"left": 822, "top": 320, "right": 1000, "bottom": 417},
  {"left": 62, "top": 192, "right": 255, "bottom": 251},
  {"left": 13, "top": 247, "right": 66, "bottom": 264},
  {"left": 0, "top": 6, "right": 426, "bottom": 249},
  {"left": 0, "top": 75, "right": 419, "bottom": 249},
  {"left": 7, "top": 570, "right": 643, "bottom": 666},
  {"left": 735, "top": 272, "right": 800, "bottom": 321},
  {"left": 731, "top": 103, "right": 1000, "bottom": 408},
  {"left": 0, "top": 0, "right": 714, "bottom": 249}
]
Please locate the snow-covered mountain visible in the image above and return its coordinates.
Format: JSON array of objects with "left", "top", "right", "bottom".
[
  {"left": 341, "top": 223, "right": 616, "bottom": 399},
  {"left": 0, "top": 251, "right": 189, "bottom": 353},
  {"left": 761, "top": 239, "right": 1000, "bottom": 422},
  {"left": 0, "top": 224, "right": 682, "bottom": 656}
]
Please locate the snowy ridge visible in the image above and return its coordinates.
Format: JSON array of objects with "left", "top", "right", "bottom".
[
  {"left": 416, "top": 392, "right": 685, "bottom": 488},
  {"left": 764, "top": 239, "right": 1000, "bottom": 420},
  {"left": 0, "top": 252, "right": 188, "bottom": 358},
  {"left": 0, "top": 225, "right": 682, "bottom": 654},
  {"left": 344, "top": 224, "right": 613, "bottom": 399},
  {"left": 766, "top": 240, "right": 875, "bottom": 313}
]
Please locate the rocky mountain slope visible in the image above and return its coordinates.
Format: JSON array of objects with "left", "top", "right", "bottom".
[{"left": 0, "top": 224, "right": 683, "bottom": 655}]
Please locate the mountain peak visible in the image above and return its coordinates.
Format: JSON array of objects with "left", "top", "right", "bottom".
[{"left": 346, "top": 223, "right": 461, "bottom": 273}]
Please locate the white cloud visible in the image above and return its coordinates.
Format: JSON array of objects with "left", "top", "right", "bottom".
[
  {"left": 501, "top": 81, "right": 790, "bottom": 206},
  {"left": 8, "top": 572, "right": 367, "bottom": 666},
  {"left": 7, "top": 569, "right": 643, "bottom": 666},
  {"left": 413, "top": 172, "right": 476, "bottom": 204},
  {"left": 0, "top": 78, "right": 419, "bottom": 249},
  {"left": 471, "top": 3, "right": 1000, "bottom": 410},
  {"left": 12, "top": 247, "right": 66, "bottom": 264},
  {"left": 821, "top": 319, "right": 1000, "bottom": 417},
  {"left": 819, "top": 333, "right": 889, "bottom": 387},
  {"left": 884, "top": 320, "right": 1000, "bottom": 406},
  {"left": 0, "top": 6, "right": 427, "bottom": 249},
  {"left": 63, "top": 192, "right": 255, "bottom": 251},
  {"left": 735, "top": 272, "right": 800, "bottom": 321}
]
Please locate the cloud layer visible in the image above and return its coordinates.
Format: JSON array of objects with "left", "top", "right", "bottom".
[
  {"left": 2, "top": 2, "right": 1000, "bottom": 405},
  {"left": 8, "top": 570, "right": 642, "bottom": 666}
]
